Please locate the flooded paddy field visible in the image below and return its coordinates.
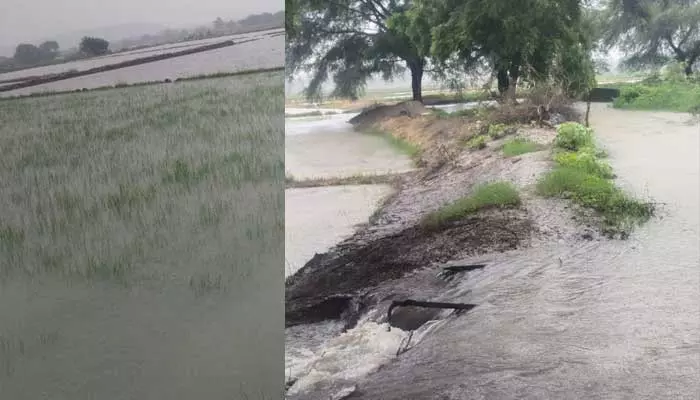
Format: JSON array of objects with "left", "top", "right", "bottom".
[
  {"left": 1, "top": 34, "right": 284, "bottom": 97},
  {"left": 284, "top": 113, "right": 414, "bottom": 271},
  {"left": 0, "top": 71, "right": 284, "bottom": 399},
  {"left": 0, "top": 28, "right": 282, "bottom": 83}
]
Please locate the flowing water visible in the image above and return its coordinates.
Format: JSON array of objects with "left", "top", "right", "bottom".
[
  {"left": 284, "top": 113, "right": 416, "bottom": 386},
  {"left": 286, "top": 103, "right": 700, "bottom": 399}
]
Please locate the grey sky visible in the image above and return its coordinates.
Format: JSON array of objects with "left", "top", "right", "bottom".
[{"left": 0, "top": 0, "right": 282, "bottom": 47}]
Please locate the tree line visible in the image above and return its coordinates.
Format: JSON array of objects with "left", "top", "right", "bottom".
[
  {"left": 5, "top": 37, "right": 110, "bottom": 68},
  {"left": 286, "top": 0, "right": 699, "bottom": 102}
]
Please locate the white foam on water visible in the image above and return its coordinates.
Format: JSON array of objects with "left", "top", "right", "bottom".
[{"left": 286, "top": 321, "right": 409, "bottom": 395}]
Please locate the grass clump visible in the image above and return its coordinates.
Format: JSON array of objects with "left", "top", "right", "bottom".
[
  {"left": 538, "top": 122, "right": 654, "bottom": 237},
  {"left": 466, "top": 135, "right": 488, "bottom": 149},
  {"left": 421, "top": 182, "right": 521, "bottom": 230},
  {"left": 553, "top": 122, "right": 593, "bottom": 151},
  {"left": 502, "top": 138, "right": 541, "bottom": 157},
  {"left": 553, "top": 150, "right": 614, "bottom": 178}
]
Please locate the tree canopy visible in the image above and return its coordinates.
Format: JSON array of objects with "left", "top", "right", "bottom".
[
  {"left": 425, "top": 0, "right": 593, "bottom": 99},
  {"left": 288, "top": 0, "right": 597, "bottom": 103},
  {"left": 286, "top": 0, "right": 432, "bottom": 102},
  {"left": 79, "top": 36, "right": 110, "bottom": 56},
  {"left": 600, "top": 0, "right": 700, "bottom": 75},
  {"left": 13, "top": 44, "right": 45, "bottom": 65}
]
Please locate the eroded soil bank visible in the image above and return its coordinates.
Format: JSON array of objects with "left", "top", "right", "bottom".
[
  {"left": 285, "top": 101, "right": 611, "bottom": 396},
  {"left": 287, "top": 103, "right": 699, "bottom": 399}
]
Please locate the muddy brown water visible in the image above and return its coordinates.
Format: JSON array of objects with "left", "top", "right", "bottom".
[
  {"left": 285, "top": 103, "right": 699, "bottom": 399},
  {"left": 340, "top": 103, "right": 700, "bottom": 399}
]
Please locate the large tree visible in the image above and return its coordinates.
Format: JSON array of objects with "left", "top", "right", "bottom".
[
  {"left": 286, "top": 0, "right": 432, "bottom": 102},
  {"left": 79, "top": 36, "right": 110, "bottom": 56},
  {"left": 426, "top": 0, "right": 592, "bottom": 99},
  {"left": 13, "top": 43, "right": 44, "bottom": 65},
  {"left": 39, "top": 41, "right": 60, "bottom": 60},
  {"left": 601, "top": 0, "right": 700, "bottom": 75}
]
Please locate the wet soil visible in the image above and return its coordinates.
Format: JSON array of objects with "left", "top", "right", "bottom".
[
  {"left": 331, "top": 103, "right": 700, "bottom": 400},
  {"left": 285, "top": 208, "right": 532, "bottom": 327},
  {"left": 285, "top": 105, "right": 573, "bottom": 330},
  {"left": 284, "top": 103, "right": 602, "bottom": 397}
]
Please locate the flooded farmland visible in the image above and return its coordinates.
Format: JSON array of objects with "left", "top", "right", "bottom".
[
  {"left": 0, "top": 28, "right": 281, "bottom": 83},
  {"left": 284, "top": 113, "right": 414, "bottom": 275},
  {"left": 285, "top": 103, "right": 700, "bottom": 399},
  {"left": 0, "top": 72, "right": 285, "bottom": 399},
  {"left": 1, "top": 33, "right": 284, "bottom": 97}
]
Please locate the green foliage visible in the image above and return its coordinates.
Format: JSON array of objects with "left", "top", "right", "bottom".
[
  {"left": 611, "top": 78, "right": 700, "bottom": 112},
  {"left": 422, "top": 181, "right": 521, "bottom": 229},
  {"left": 538, "top": 122, "right": 654, "bottom": 237},
  {"left": 553, "top": 150, "right": 615, "bottom": 179},
  {"left": 426, "top": 0, "right": 592, "bottom": 97},
  {"left": 502, "top": 138, "right": 541, "bottom": 157},
  {"left": 488, "top": 123, "right": 508, "bottom": 139},
  {"left": 602, "top": 0, "right": 700, "bottom": 75},
  {"left": 553, "top": 122, "right": 594, "bottom": 151},
  {"left": 79, "top": 37, "right": 110, "bottom": 56},
  {"left": 286, "top": 0, "right": 431, "bottom": 101},
  {"left": 537, "top": 167, "right": 654, "bottom": 236},
  {"left": 466, "top": 135, "right": 487, "bottom": 149}
]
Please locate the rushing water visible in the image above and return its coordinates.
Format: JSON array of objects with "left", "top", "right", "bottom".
[
  {"left": 284, "top": 113, "right": 416, "bottom": 389},
  {"left": 286, "top": 103, "right": 700, "bottom": 399}
]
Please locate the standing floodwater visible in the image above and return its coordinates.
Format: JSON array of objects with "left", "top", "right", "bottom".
[{"left": 347, "top": 103, "right": 700, "bottom": 399}]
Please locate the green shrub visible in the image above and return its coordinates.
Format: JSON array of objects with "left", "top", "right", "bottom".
[
  {"left": 553, "top": 122, "right": 594, "bottom": 151},
  {"left": 612, "top": 81, "right": 700, "bottom": 113},
  {"left": 488, "top": 123, "right": 508, "bottom": 139},
  {"left": 467, "top": 135, "right": 487, "bottom": 149},
  {"left": 553, "top": 149, "right": 614, "bottom": 178},
  {"left": 422, "top": 182, "right": 521, "bottom": 229},
  {"left": 537, "top": 167, "right": 654, "bottom": 236}
]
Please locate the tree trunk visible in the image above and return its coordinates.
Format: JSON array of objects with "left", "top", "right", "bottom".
[
  {"left": 505, "top": 63, "right": 520, "bottom": 104},
  {"left": 409, "top": 61, "right": 424, "bottom": 103},
  {"left": 497, "top": 68, "right": 509, "bottom": 97},
  {"left": 684, "top": 55, "right": 697, "bottom": 76}
]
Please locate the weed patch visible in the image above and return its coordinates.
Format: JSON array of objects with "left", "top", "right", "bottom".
[
  {"left": 502, "top": 138, "right": 541, "bottom": 157},
  {"left": 421, "top": 182, "right": 521, "bottom": 230},
  {"left": 538, "top": 122, "right": 654, "bottom": 237},
  {"left": 466, "top": 135, "right": 487, "bottom": 149},
  {"left": 553, "top": 122, "right": 594, "bottom": 151},
  {"left": 488, "top": 123, "right": 508, "bottom": 139},
  {"left": 610, "top": 81, "right": 700, "bottom": 113}
]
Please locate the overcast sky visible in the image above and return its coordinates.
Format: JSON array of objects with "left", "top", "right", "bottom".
[{"left": 0, "top": 0, "right": 282, "bottom": 47}]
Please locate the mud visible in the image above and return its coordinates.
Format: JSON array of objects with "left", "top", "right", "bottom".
[
  {"left": 285, "top": 208, "right": 532, "bottom": 328},
  {"left": 284, "top": 99, "right": 614, "bottom": 397},
  {"left": 348, "top": 100, "right": 430, "bottom": 130},
  {"left": 311, "top": 103, "right": 700, "bottom": 400},
  {"left": 285, "top": 106, "right": 583, "bottom": 330}
]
